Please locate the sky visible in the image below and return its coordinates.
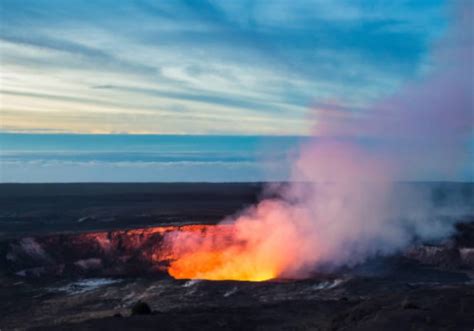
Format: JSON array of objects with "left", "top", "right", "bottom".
[
  {"left": 0, "top": 134, "right": 303, "bottom": 182},
  {"left": 0, "top": 0, "right": 472, "bottom": 182},
  {"left": 0, "top": 0, "right": 450, "bottom": 135}
]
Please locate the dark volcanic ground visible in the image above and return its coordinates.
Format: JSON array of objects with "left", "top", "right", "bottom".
[
  {"left": 0, "top": 183, "right": 263, "bottom": 239},
  {"left": 1, "top": 183, "right": 474, "bottom": 331}
]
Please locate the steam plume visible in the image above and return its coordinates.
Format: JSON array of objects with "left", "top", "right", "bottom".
[{"left": 165, "top": 2, "right": 473, "bottom": 280}]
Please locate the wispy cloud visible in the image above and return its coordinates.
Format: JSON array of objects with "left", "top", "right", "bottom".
[{"left": 0, "top": 0, "right": 448, "bottom": 134}]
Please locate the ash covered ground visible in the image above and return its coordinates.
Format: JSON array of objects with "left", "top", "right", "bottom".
[{"left": 1, "top": 183, "right": 473, "bottom": 330}]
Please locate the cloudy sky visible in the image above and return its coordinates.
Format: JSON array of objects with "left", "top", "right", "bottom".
[{"left": 0, "top": 0, "right": 450, "bottom": 135}]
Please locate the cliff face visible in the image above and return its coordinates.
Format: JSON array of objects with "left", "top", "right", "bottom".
[
  {"left": 2, "top": 225, "right": 214, "bottom": 278},
  {"left": 404, "top": 245, "right": 474, "bottom": 269},
  {"left": 3, "top": 220, "right": 474, "bottom": 279},
  {"left": 404, "top": 221, "right": 474, "bottom": 269}
]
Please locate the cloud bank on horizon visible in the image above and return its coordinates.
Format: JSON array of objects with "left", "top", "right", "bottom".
[{"left": 0, "top": 0, "right": 452, "bottom": 135}]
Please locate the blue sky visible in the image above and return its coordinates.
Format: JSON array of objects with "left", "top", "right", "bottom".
[
  {"left": 0, "top": 0, "right": 449, "bottom": 134},
  {"left": 0, "top": 134, "right": 300, "bottom": 182},
  {"left": 1, "top": 0, "right": 472, "bottom": 183}
]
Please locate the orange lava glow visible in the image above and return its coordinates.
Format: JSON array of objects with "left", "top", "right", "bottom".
[
  {"left": 165, "top": 224, "right": 277, "bottom": 281},
  {"left": 162, "top": 200, "right": 310, "bottom": 282},
  {"left": 69, "top": 205, "right": 309, "bottom": 282}
]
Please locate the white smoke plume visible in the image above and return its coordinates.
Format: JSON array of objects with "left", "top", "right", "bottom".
[{"left": 165, "top": 1, "right": 473, "bottom": 280}]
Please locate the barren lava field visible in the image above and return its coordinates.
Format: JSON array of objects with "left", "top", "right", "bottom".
[{"left": 1, "top": 183, "right": 473, "bottom": 330}]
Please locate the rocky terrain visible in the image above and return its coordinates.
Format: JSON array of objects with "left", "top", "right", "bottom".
[{"left": 0, "top": 183, "right": 473, "bottom": 330}]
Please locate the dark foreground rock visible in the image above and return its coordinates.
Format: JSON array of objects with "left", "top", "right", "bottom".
[
  {"left": 131, "top": 301, "right": 152, "bottom": 315},
  {"left": 30, "top": 285, "right": 474, "bottom": 331},
  {"left": 0, "top": 183, "right": 472, "bottom": 330}
]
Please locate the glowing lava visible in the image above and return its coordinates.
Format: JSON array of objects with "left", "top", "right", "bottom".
[
  {"left": 165, "top": 224, "right": 277, "bottom": 281},
  {"left": 163, "top": 200, "right": 314, "bottom": 282}
]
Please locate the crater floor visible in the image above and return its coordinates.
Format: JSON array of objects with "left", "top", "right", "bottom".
[{"left": 1, "top": 183, "right": 473, "bottom": 330}]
